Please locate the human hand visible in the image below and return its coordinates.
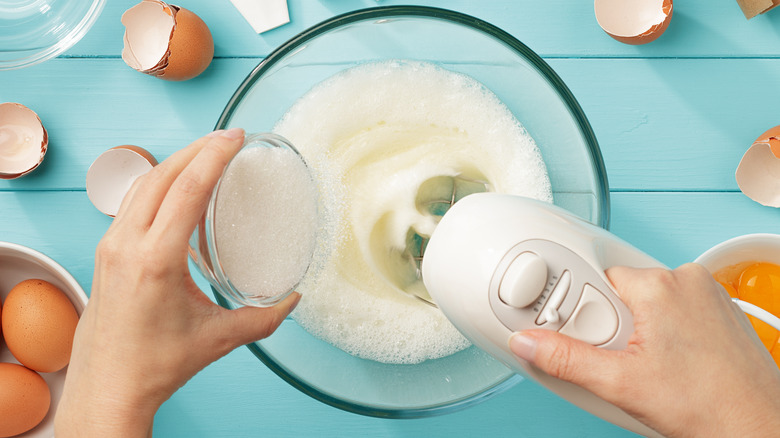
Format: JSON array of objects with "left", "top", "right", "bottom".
[
  {"left": 509, "top": 264, "right": 780, "bottom": 437},
  {"left": 55, "top": 128, "right": 300, "bottom": 437}
]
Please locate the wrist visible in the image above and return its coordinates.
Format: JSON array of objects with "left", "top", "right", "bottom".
[{"left": 55, "top": 382, "right": 160, "bottom": 438}]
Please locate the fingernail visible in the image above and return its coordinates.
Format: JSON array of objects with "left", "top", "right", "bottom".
[
  {"left": 509, "top": 333, "right": 537, "bottom": 362},
  {"left": 221, "top": 127, "right": 245, "bottom": 139},
  {"left": 206, "top": 129, "right": 225, "bottom": 138}
]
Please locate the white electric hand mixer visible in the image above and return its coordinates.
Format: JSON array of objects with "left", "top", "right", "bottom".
[
  {"left": 419, "top": 193, "right": 668, "bottom": 438},
  {"left": 420, "top": 192, "right": 780, "bottom": 436}
]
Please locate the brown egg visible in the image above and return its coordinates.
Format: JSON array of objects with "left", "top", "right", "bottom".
[
  {"left": 1, "top": 279, "right": 79, "bottom": 373},
  {"left": 0, "top": 363, "right": 51, "bottom": 437},
  {"left": 121, "top": 0, "right": 214, "bottom": 81}
]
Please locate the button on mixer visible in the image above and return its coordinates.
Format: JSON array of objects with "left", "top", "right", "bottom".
[
  {"left": 558, "top": 284, "right": 618, "bottom": 345},
  {"left": 498, "top": 252, "right": 548, "bottom": 308}
]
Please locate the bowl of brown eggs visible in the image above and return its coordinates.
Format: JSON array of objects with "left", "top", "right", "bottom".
[{"left": 0, "top": 242, "right": 87, "bottom": 437}]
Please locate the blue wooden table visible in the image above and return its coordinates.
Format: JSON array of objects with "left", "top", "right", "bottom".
[{"left": 3, "top": 1, "right": 780, "bottom": 436}]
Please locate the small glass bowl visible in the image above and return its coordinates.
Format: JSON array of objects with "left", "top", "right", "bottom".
[
  {"left": 0, "top": 0, "right": 105, "bottom": 70},
  {"left": 188, "top": 133, "right": 314, "bottom": 307}
]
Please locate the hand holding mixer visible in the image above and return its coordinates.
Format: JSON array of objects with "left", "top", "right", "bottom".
[{"left": 420, "top": 192, "right": 780, "bottom": 437}]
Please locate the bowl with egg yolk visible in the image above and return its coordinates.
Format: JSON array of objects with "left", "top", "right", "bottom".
[{"left": 695, "top": 233, "right": 780, "bottom": 367}]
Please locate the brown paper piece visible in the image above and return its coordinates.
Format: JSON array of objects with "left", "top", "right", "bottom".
[{"left": 736, "top": 0, "right": 780, "bottom": 19}]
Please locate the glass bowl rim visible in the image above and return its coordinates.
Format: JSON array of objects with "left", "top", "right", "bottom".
[
  {"left": 213, "top": 5, "right": 610, "bottom": 419},
  {"left": 0, "top": 0, "right": 106, "bottom": 71}
]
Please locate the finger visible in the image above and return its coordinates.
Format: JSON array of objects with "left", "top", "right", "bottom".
[
  {"left": 114, "top": 176, "right": 142, "bottom": 220},
  {"left": 114, "top": 130, "right": 226, "bottom": 229},
  {"left": 223, "top": 292, "right": 301, "bottom": 348},
  {"left": 605, "top": 265, "right": 663, "bottom": 309},
  {"left": 148, "top": 128, "right": 245, "bottom": 249},
  {"left": 509, "top": 330, "right": 623, "bottom": 396}
]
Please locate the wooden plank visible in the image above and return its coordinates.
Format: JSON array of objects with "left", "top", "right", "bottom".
[
  {"left": 3, "top": 58, "right": 779, "bottom": 192},
  {"left": 0, "top": 58, "right": 259, "bottom": 191},
  {"left": 2, "top": 191, "right": 774, "bottom": 287},
  {"left": 550, "top": 58, "right": 780, "bottom": 191},
  {"left": 611, "top": 192, "right": 780, "bottom": 268},
  {"left": 66, "top": 0, "right": 780, "bottom": 59}
]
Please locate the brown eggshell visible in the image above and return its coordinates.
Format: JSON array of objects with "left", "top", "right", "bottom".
[
  {"left": 595, "top": 0, "right": 673, "bottom": 45},
  {"left": 0, "top": 102, "right": 48, "bottom": 179},
  {"left": 86, "top": 145, "right": 158, "bottom": 217},
  {"left": 736, "top": 125, "right": 780, "bottom": 208},
  {"left": 158, "top": 6, "right": 214, "bottom": 81},
  {"left": 1, "top": 279, "right": 79, "bottom": 373},
  {"left": 754, "top": 124, "right": 780, "bottom": 158},
  {"left": 121, "top": 0, "right": 213, "bottom": 81},
  {"left": 0, "top": 363, "right": 51, "bottom": 438}
]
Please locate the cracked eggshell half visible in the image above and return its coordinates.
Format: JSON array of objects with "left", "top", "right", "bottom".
[
  {"left": 121, "top": 0, "right": 214, "bottom": 81},
  {"left": 595, "top": 0, "right": 673, "bottom": 45},
  {"left": 0, "top": 103, "right": 48, "bottom": 179},
  {"left": 87, "top": 146, "right": 158, "bottom": 217},
  {"left": 736, "top": 125, "right": 780, "bottom": 208}
]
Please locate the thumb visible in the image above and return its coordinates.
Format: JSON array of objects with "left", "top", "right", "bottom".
[
  {"left": 509, "top": 330, "right": 620, "bottom": 392},
  {"left": 224, "top": 292, "right": 302, "bottom": 348}
]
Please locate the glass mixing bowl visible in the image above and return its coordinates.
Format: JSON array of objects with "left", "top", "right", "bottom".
[
  {"left": 213, "top": 6, "right": 609, "bottom": 418},
  {"left": 0, "top": 0, "right": 105, "bottom": 70}
]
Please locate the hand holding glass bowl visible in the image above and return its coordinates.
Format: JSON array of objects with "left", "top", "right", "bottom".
[{"left": 55, "top": 129, "right": 300, "bottom": 437}]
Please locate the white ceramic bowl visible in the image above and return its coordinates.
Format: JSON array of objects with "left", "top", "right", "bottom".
[
  {"left": 695, "top": 234, "right": 780, "bottom": 272},
  {"left": 0, "top": 242, "right": 88, "bottom": 438}
]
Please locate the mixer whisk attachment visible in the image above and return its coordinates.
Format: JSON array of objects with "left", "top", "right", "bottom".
[{"left": 404, "top": 174, "right": 489, "bottom": 306}]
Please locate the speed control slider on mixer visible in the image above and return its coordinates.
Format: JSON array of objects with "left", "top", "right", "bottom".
[{"left": 535, "top": 270, "right": 571, "bottom": 325}]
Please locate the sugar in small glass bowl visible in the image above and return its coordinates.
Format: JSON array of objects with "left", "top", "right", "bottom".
[{"left": 189, "top": 133, "right": 318, "bottom": 307}]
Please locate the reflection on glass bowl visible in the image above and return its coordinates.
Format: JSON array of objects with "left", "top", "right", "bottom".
[{"left": 0, "top": 0, "right": 105, "bottom": 70}]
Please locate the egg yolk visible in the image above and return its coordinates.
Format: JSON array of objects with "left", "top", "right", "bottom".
[
  {"left": 713, "top": 262, "right": 780, "bottom": 368},
  {"left": 738, "top": 263, "right": 780, "bottom": 317}
]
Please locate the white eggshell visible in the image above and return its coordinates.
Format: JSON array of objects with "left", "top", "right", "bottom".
[
  {"left": 736, "top": 142, "right": 780, "bottom": 208},
  {"left": 121, "top": 0, "right": 175, "bottom": 72},
  {"left": 0, "top": 102, "right": 48, "bottom": 179},
  {"left": 86, "top": 146, "right": 157, "bottom": 217},
  {"left": 594, "top": 0, "right": 673, "bottom": 45}
]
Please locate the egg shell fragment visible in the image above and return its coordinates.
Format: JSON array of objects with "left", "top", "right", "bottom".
[
  {"left": 0, "top": 363, "right": 51, "bottom": 438},
  {"left": 0, "top": 102, "right": 48, "bottom": 179},
  {"left": 736, "top": 125, "right": 780, "bottom": 208},
  {"left": 594, "top": 0, "right": 673, "bottom": 45},
  {"left": 1, "top": 279, "right": 80, "bottom": 373},
  {"left": 86, "top": 145, "right": 158, "bottom": 217},
  {"left": 121, "top": 0, "right": 214, "bottom": 81}
]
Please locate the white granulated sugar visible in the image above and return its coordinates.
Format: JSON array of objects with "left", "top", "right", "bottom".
[
  {"left": 273, "top": 60, "right": 552, "bottom": 364},
  {"left": 214, "top": 146, "right": 318, "bottom": 299}
]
